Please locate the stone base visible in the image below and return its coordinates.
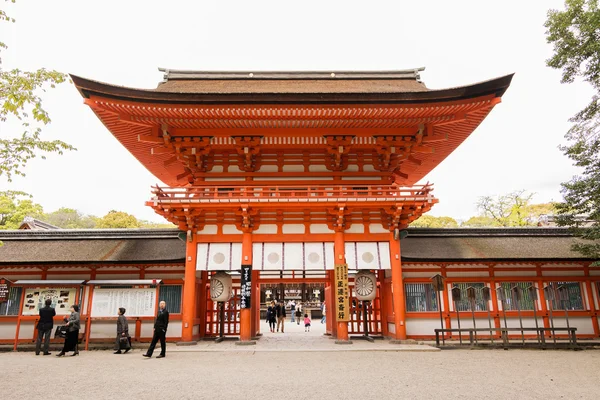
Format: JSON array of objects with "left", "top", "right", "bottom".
[
  {"left": 175, "top": 341, "right": 198, "bottom": 346},
  {"left": 390, "top": 339, "right": 418, "bottom": 345},
  {"left": 334, "top": 340, "right": 354, "bottom": 345},
  {"left": 235, "top": 340, "right": 257, "bottom": 346}
]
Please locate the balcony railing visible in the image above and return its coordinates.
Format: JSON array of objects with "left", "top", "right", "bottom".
[{"left": 148, "top": 184, "right": 436, "bottom": 205}]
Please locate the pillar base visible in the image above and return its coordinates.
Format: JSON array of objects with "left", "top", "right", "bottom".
[
  {"left": 334, "top": 340, "right": 353, "bottom": 345},
  {"left": 214, "top": 337, "right": 239, "bottom": 343},
  {"left": 175, "top": 341, "right": 198, "bottom": 346},
  {"left": 235, "top": 340, "right": 257, "bottom": 346}
]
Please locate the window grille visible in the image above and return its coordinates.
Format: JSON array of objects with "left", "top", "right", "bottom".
[
  {"left": 499, "top": 282, "right": 535, "bottom": 310},
  {"left": 159, "top": 285, "right": 182, "bottom": 313},
  {"left": 0, "top": 287, "right": 23, "bottom": 316},
  {"left": 405, "top": 283, "right": 438, "bottom": 312},
  {"left": 547, "top": 282, "right": 584, "bottom": 310},
  {"left": 451, "top": 283, "right": 486, "bottom": 311}
]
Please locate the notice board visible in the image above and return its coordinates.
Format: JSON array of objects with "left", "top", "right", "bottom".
[{"left": 91, "top": 288, "right": 157, "bottom": 317}]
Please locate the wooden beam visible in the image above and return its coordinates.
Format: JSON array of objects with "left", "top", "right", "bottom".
[
  {"left": 411, "top": 145, "right": 434, "bottom": 154},
  {"left": 151, "top": 147, "right": 171, "bottom": 155},
  {"left": 138, "top": 135, "right": 164, "bottom": 144},
  {"left": 171, "top": 127, "right": 419, "bottom": 138}
]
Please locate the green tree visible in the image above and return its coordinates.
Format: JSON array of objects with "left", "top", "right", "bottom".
[
  {"left": 139, "top": 220, "right": 177, "bottom": 229},
  {"left": 476, "top": 190, "right": 535, "bottom": 227},
  {"left": 0, "top": 192, "right": 44, "bottom": 229},
  {"left": 45, "top": 207, "right": 97, "bottom": 229},
  {"left": 1, "top": 1, "right": 75, "bottom": 182},
  {"left": 95, "top": 210, "right": 141, "bottom": 229},
  {"left": 461, "top": 216, "right": 499, "bottom": 228},
  {"left": 546, "top": 0, "right": 600, "bottom": 262},
  {"left": 410, "top": 215, "right": 459, "bottom": 228}
]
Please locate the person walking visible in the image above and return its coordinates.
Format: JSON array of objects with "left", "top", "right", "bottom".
[
  {"left": 35, "top": 298, "right": 55, "bottom": 356},
  {"left": 290, "top": 300, "right": 296, "bottom": 323},
  {"left": 267, "top": 301, "right": 277, "bottom": 333},
  {"left": 276, "top": 300, "right": 286, "bottom": 333},
  {"left": 56, "top": 305, "right": 80, "bottom": 357},
  {"left": 321, "top": 301, "right": 326, "bottom": 324},
  {"left": 143, "top": 301, "right": 169, "bottom": 358},
  {"left": 114, "top": 307, "right": 131, "bottom": 354},
  {"left": 304, "top": 314, "right": 311, "bottom": 332},
  {"left": 295, "top": 303, "right": 302, "bottom": 326}
]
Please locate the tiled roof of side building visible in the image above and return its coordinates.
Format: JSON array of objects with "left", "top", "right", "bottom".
[{"left": 0, "top": 228, "right": 596, "bottom": 264}]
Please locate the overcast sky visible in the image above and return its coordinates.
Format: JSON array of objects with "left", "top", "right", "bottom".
[{"left": 0, "top": 0, "right": 591, "bottom": 223}]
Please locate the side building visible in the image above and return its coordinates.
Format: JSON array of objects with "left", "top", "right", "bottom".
[{"left": 0, "top": 227, "right": 597, "bottom": 347}]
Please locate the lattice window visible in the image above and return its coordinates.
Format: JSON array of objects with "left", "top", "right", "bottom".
[
  {"left": 499, "top": 282, "right": 535, "bottom": 311},
  {"left": 159, "top": 285, "right": 183, "bottom": 314},
  {"left": 547, "top": 282, "right": 584, "bottom": 311},
  {"left": 451, "top": 283, "right": 486, "bottom": 311},
  {"left": 405, "top": 283, "right": 438, "bottom": 312},
  {"left": 0, "top": 287, "right": 22, "bottom": 316}
]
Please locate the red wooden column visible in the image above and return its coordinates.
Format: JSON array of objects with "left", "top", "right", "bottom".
[
  {"left": 389, "top": 231, "right": 407, "bottom": 340},
  {"left": 252, "top": 269, "right": 260, "bottom": 338},
  {"left": 240, "top": 230, "right": 253, "bottom": 342},
  {"left": 181, "top": 231, "right": 198, "bottom": 343},
  {"left": 197, "top": 271, "right": 208, "bottom": 338},
  {"left": 334, "top": 229, "right": 349, "bottom": 341}
]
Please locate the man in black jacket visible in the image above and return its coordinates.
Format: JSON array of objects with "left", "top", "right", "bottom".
[
  {"left": 143, "top": 301, "right": 169, "bottom": 358},
  {"left": 35, "top": 298, "right": 56, "bottom": 355}
]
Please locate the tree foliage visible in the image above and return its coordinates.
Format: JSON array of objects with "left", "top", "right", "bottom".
[
  {"left": 546, "top": 0, "right": 600, "bottom": 262},
  {"left": 0, "top": 191, "right": 44, "bottom": 229},
  {"left": 410, "top": 215, "right": 458, "bottom": 228},
  {"left": 476, "top": 190, "right": 536, "bottom": 227},
  {"left": 45, "top": 207, "right": 96, "bottom": 229},
  {"left": 95, "top": 210, "right": 142, "bottom": 229},
  {"left": 0, "top": 1, "right": 75, "bottom": 182}
]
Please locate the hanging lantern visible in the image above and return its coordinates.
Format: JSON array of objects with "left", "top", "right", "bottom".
[
  {"left": 210, "top": 272, "right": 232, "bottom": 302},
  {"left": 354, "top": 271, "right": 377, "bottom": 301}
]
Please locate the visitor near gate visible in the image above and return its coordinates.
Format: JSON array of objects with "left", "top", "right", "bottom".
[
  {"left": 295, "top": 303, "right": 302, "bottom": 325},
  {"left": 304, "top": 314, "right": 311, "bottom": 332},
  {"left": 114, "top": 307, "right": 131, "bottom": 354},
  {"left": 321, "top": 301, "right": 326, "bottom": 324},
  {"left": 289, "top": 300, "right": 296, "bottom": 322},
  {"left": 276, "top": 300, "right": 286, "bottom": 333},
  {"left": 143, "top": 301, "right": 169, "bottom": 358},
  {"left": 267, "top": 301, "right": 277, "bottom": 333},
  {"left": 57, "top": 305, "right": 80, "bottom": 357},
  {"left": 35, "top": 298, "right": 55, "bottom": 356}
]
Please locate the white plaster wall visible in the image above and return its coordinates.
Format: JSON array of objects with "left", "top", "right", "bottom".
[
  {"left": 550, "top": 316, "right": 594, "bottom": 335},
  {"left": 346, "top": 224, "right": 365, "bottom": 234},
  {"left": 90, "top": 321, "right": 117, "bottom": 339},
  {"left": 405, "top": 318, "right": 439, "bottom": 336},
  {"left": 197, "top": 225, "right": 218, "bottom": 235},
  {"left": 18, "top": 321, "right": 34, "bottom": 340},
  {"left": 258, "top": 165, "right": 278, "bottom": 172},
  {"left": 222, "top": 225, "right": 242, "bottom": 234},
  {"left": 141, "top": 321, "right": 154, "bottom": 338},
  {"left": 369, "top": 224, "right": 388, "bottom": 233},
  {"left": 494, "top": 270, "right": 537, "bottom": 277},
  {"left": 166, "top": 322, "right": 182, "bottom": 338},
  {"left": 0, "top": 322, "right": 16, "bottom": 340},
  {"left": 282, "top": 224, "right": 305, "bottom": 234},
  {"left": 254, "top": 224, "right": 278, "bottom": 234},
  {"left": 144, "top": 273, "right": 184, "bottom": 280},
  {"left": 310, "top": 224, "right": 334, "bottom": 234},
  {"left": 282, "top": 165, "right": 304, "bottom": 172},
  {"left": 93, "top": 274, "right": 141, "bottom": 280}
]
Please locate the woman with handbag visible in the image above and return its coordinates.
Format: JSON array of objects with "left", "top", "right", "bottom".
[
  {"left": 56, "top": 305, "right": 80, "bottom": 357},
  {"left": 114, "top": 307, "right": 131, "bottom": 354}
]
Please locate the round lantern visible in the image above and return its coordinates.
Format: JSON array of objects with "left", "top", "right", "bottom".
[
  {"left": 354, "top": 271, "right": 377, "bottom": 301},
  {"left": 210, "top": 272, "right": 232, "bottom": 302}
]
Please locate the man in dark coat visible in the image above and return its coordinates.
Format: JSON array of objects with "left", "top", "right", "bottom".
[
  {"left": 143, "top": 301, "right": 169, "bottom": 358},
  {"left": 276, "top": 300, "right": 286, "bottom": 333},
  {"left": 35, "top": 298, "right": 56, "bottom": 355}
]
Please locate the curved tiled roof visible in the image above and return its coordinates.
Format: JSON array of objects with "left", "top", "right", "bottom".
[{"left": 0, "top": 228, "right": 595, "bottom": 264}]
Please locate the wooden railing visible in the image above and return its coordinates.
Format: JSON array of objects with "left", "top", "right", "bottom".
[{"left": 148, "top": 184, "right": 436, "bottom": 204}]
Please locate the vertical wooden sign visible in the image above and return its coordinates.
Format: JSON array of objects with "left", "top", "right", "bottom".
[
  {"left": 240, "top": 265, "right": 252, "bottom": 309},
  {"left": 334, "top": 263, "right": 349, "bottom": 321},
  {"left": 0, "top": 278, "right": 11, "bottom": 303}
]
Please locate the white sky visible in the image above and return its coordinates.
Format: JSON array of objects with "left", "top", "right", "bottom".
[{"left": 0, "top": 0, "right": 592, "bottom": 223}]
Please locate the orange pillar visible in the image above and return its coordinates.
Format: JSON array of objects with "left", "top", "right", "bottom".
[
  {"left": 334, "top": 230, "right": 349, "bottom": 341},
  {"left": 197, "top": 271, "right": 208, "bottom": 338},
  {"left": 389, "top": 231, "right": 407, "bottom": 340},
  {"left": 181, "top": 231, "right": 198, "bottom": 343},
  {"left": 584, "top": 280, "right": 600, "bottom": 337},
  {"left": 252, "top": 270, "right": 260, "bottom": 337},
  {"left": 240, "top": 231, "right": 253, "bottom": 341}
]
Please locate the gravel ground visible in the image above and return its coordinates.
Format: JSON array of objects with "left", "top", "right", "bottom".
[{"left": 1, "top": 349, "right": 598, "bottom": 399}]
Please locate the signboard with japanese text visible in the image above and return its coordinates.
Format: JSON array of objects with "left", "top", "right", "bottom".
[
  {"left": 91, "top": 288, "right": 156, "bottom": 317},
  {"left": 0, "top": 278, "right": 11, "bottom": 303},
  {"left": 334, "top": 263, "right": 350, "bottom": 322},
  {"left": 240, "top": 265, "right": 252, "bottom": 309}
]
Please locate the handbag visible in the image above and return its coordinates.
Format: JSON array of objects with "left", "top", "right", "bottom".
[{"left": 54, "top": 326, "right": 67, "bottom": 339}]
